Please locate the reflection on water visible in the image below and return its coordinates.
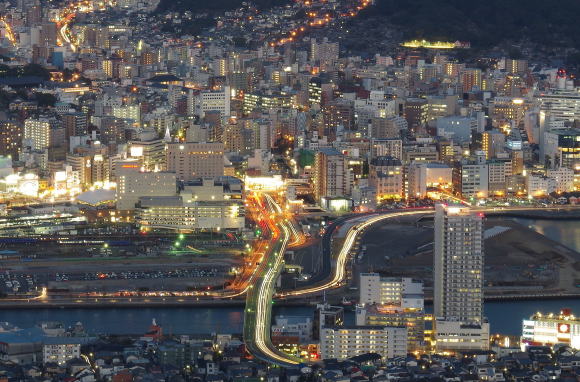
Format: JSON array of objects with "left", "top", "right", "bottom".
[
  {"left": 512, "top": 218, "right": 580, "bottom": 252},
  {"left": 2, "top": 301, "right": 580, "bottom": 336},
  {"left": 0, "top": 219, "right": 577, "bottom": 337}
]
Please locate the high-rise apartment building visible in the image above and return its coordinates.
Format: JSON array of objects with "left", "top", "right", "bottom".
[
  {"left": 370, "top": 116, "right": 406, "bottom": 139},
  {"left": 24, "top": 118, "right": 51, "bottom": 151},
  {"left": 434, "top": 204, "right": 484, "bottom": 323},
  {"left": 62, "top": 112, "right": 88, "bottom": 138},
  {"left": 310, "top": 38, "right": 339, "bottom": 70},
  {"left": 0, "top": 121, "right": 22, "bottom": 158},
  {"left": 313, "top": 148, "right": 351, "bottom": 202},
  {"left": 433, "top": 204, "right": 489, "bottom": 351},
  {"left": 482, "top": 130, "right": 506, "bottom": 159},
  {"left": 461, "top": 68, "right": 482, "bottom": 93}
]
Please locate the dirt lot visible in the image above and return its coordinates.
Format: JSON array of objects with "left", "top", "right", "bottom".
[{"left": 356, "top": 216, "right": 580, "bottom": 295}]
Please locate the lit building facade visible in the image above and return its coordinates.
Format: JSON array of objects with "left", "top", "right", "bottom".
[
  {"left": 359, "top": 274, "right": 423, "bottom": 309},
  {"left": 166, "top": 142, "right": 224, "bottom": 181},
  {"left": 313, "top": 148, "right": 351, "bottom": 203},
  {"left": 136, "top": 177, "right": 245, "bottom": 231},
  {"left": 522, "top": 309, "right": 580, "bottom": 349},
  {"left": 368, "top": 156, "right": 403, "bottom": 200},
  {"left": 320, "top": 326, "right": 407, "bottom": 360},
  {"left": 434, "top": 204, "right": 484, "bottom": 324}
]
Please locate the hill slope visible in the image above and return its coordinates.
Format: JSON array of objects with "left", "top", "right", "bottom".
[{"left": 361, "top": 0, "right": 580, "bottom": 49}]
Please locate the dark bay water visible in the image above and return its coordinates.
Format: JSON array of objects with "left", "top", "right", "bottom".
[
  {"left": 1, "top": 299, "right": 580, "bottom": 336},
  {"left": 0, "top": 218, "right": 578, "bottom": 337},
  {"left": 511, "top": 218, "right": 580, "bottom": 252}
]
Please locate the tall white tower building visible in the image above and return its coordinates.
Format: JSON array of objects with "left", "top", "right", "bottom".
[{"left": 434, "top": 204, "right": 484, "bottom": 324}]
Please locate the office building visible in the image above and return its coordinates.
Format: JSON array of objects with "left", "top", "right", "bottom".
[
  {"left": 116, "top": 165, "right": 177, "bottom": 211},
  {"left": 368, "top": 156, "right": 403, "bottom": 200},
  {"left": 136, "top": 177, "right": 245, "bottom": 231},
  {"left": 538, "top": 88, "right": 580, "bottom": 123},
  {"left": 454, "top": 160, "right": 489, "bottom": 198},
  {"left": 408, "top": 162, "right": 453, "bottom": 198},
  {"left": 434, "top": 320, "right": 490, "bottom": 352},
  {"left": 436, "top": 116, "right": 476, "bottom": 143},
  {"left": 128, "top": 133, "right": 166, "bottom": 172},
  {"left": 370, "top": 139, "right": 402, "bottom": 160},
  {"left": 542, "top": 128, "right": 580, "bottom": 170},
  {"left": 487, "top": 159, "right": 512, "bottom": 196},
  {"left": 404, "top": 99, "right": 428, "bottom": 130},
  {"left": 199, "top": 87, "right": 231, "bottom": 117},
  {"left": 166, "top": 142, "right": 224, "bottom": 181}
]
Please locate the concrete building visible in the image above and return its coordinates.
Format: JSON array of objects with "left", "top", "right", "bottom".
[
  {"left": 166, "top": 142, "right": 224, "bottom": 181},
  {"left": 434, "top": 320, "right": 490, "bottom": 352},
  {"left": 370, "top": 116, "right": 407, "bottom": 139},
  {"left": 547, "top": 167, "right": 575, "bottom": 192},
  {"left": 24, "top": 118, "right": 51, "bottom": 151},
  {"left": 487, "top": 159, "right": 512, "bottom": 196},
  {"left": 370, "top": 138, "right": 402, "bottom": 160},
  {"left": 359, "top": 274, "right": 423, "bottom": 309},
  {"left": 42, "top": 339, "right": 81, "bottom": 365},
  {"left": 368, "top": 156, "right": 403, "bottom": 200},
  {"left": 434, "top": 204, "right": 488, "bottom": 352},
  {"left": 455, "top": 161, "right": 489, "bottom": 198},
  {"left": 313, "top": 148, "right": 351, "bottom": 203},
  {"left": 199, "top": 86, "right": 231, "bottom": 117},
  {"left": 436, "top": 116, "right": 477, "bottom": 143},
  {"left": 272, "top": 316, "right": 313, "bottom": 343},
  {"left": 116, "top": 166, "right": 177, "bottom": 211},
  {"left": 0, "top": 121, "right": 22, "bottom": 159},
  {"left": 136, "top": 177, "right": 244, "bottom": 231},
  {"left": 128, "top": 129, "right": 166, "bottom": 172},
  {"left": 434, "top": 204, "right": 484, "bottom": 323},
  {"left": 112, "top": 105, "right": 141, "bottom": 126},
  {"left": 538, "top": 88, "right": 580, "bottom": 123},
  {"left": 404, "top": 99, "right": 428, "bottom": 130},
  {"left": 526, "top": 173, "right": 556, "bottom": 197},
  {"left": 542, "top": 128, "right": 580, "bottom": 170},
  {"left": 62, "top": 112, "right": 88, "bottom": 138},
  {"left": 482, "top": 130, "right": 506, "bottom": 160},
  {"left": 355, "top": 305, "right": 425, "bottom": 351},
  {"left": 522, "top": 309, "right": 580, "bottom": 349},
  {"left": 408, "top": 162, "right": 453, "bottom": 198},
  {"left": 320, "top": 326, "right": 407, "bottom": 360},
  {"left": 461, "top": 68, "right": 482, "bottom": 93}
]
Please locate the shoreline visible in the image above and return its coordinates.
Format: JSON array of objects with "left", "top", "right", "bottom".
[{"left": 2, "top": 291, "right": 580, "bottom": 309}]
